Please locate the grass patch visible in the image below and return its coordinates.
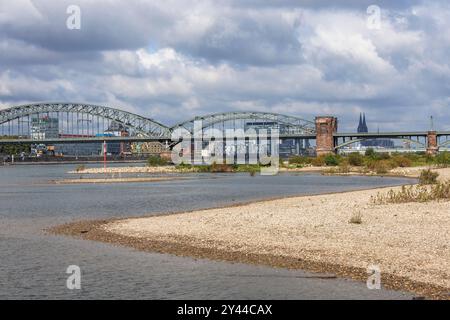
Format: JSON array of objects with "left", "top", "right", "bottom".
[
  {"left": 349, "top": 212, "right": 362, "bottom": 224},
  {"left": 147, "top": 155, "right": 168, "bottom": 167},
  {"left": 419, "top": 169, "right": 439, "bottom": 185}
]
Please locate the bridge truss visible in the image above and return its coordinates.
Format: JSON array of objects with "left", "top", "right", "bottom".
[
  {"left": 170, "top": 111, "right": 316, "bottom": 136},
  {"left": 0, "top": 102, "right": 170, "bottom": 138}
]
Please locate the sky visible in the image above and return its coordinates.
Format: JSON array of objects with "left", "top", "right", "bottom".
[{"left": 0, "top": 0, "right": 449, "bottom": 131}]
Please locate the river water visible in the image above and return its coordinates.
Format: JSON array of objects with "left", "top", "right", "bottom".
[{"left": 0, "top": 164, "right": 415, "bottom": 299}]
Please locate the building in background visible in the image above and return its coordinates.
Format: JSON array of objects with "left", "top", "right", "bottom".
[
  {"left": 103, "top": 122, "right": 130, "bottom": 155},
  {"left": 55, "top": 121, "right": 130, "bottom": 156},
  {"left": 356, "top": 113, "right": 394, "bottom": 149},
  {"left": 30, "top": 115, "right": 59, "bottom": 139}
]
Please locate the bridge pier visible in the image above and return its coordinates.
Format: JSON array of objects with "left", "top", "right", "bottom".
[
  {"left": 426, "top": 131, "right": 439, "bottom": 155},
  {"left": 315, "top": 116, "right": 338, "bottom": 156}
]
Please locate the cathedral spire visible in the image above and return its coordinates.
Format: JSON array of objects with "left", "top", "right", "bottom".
[
  {"left": 357, "top": 113, "right": 368, "bottom": 133},
  {"left": 357, "top": 113, "right": 363, "bottom": 132},
  {"left": 362, "top": 113, "right": 368, "bottom": 132}
]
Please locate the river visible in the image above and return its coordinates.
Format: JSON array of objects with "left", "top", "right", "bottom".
[{"left": 0, "top": 164, "right": 415, "bottom": 299}]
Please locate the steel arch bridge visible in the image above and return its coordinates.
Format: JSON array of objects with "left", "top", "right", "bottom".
[
  {"left": 0, "top": 102, "right": 170, "bottom": 138},
  {"left": 170, "top": 111, "right": 316, "bottom": 136}
]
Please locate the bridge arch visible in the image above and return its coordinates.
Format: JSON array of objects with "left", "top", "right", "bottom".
[
  {"left": 438, "top": 139, "right": 450, "bottom": 148},
  {"left": 0, "top": 102, "right": 170, "bottom": 137},
  {"left": 170, "top": 111, "right": 316, "bottom": 135}
]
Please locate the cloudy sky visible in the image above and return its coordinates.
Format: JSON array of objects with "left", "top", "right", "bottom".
[{"left": 0, "top": 0, "right": 449, "bottom": 131}]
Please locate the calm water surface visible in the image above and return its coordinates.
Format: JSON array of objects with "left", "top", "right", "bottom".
[{"left": 0, "top": 164, "right": 416, "bottom": 299}]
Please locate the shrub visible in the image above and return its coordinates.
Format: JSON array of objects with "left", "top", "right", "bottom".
[
  {"left": 391, "top": 155, "right": 412, "bottom": 168},
  {"left": 210, "top": 162, "right": 233, "bottom": 172},
  {"left": 347, "top": 153, "right": 364, "bottom": 166},
  {"left": 288, "top": 156, "right": 312, "bottom": 165},
  {"left": 235, "top": 164, "right": 261, "bottom": 173},
  {"left": 419, "top": 169, "right": 439, "bottom": 185},
  {"left": 324, "top": 154, "right": 340, "bottom": 166},
  {"left": 373, "top": 160, "right": 390, "bottom": 174},
  {"left": 371, "top": 181, "right": 450, "bottom": 204},
  {"left": 349, "top": 212, "right": 362, "bottom": 224},
  {"left": 338, "top": 160, "right": 350, "bottom": 173},
  {"left": 147, "top": 155, "right": 168, "bottom": 166},
  {"left": 434, "top": 152, "right": 450, "bottom": 167},
  {"left": 75, "top": 164, "right": 86, "bottom": 172},
  {"left": 365, "top": 148, "right": 376, "bottom": 158},
  {"left": 377, "top": 152, "right": 391, "bottom": 160},
  {"left": 311, "top": 155, "right": 326, "bottom": 166},
  {"left": 175, "top": 161, "right": 192, "bottom": 170}
]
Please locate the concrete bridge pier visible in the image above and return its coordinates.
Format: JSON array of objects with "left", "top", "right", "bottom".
[
  {"left": 315, "top": 116, "right": 338, "bottom": 156},
  {"left": 426, "top": 131, "right": 439, "bottom": 155}
]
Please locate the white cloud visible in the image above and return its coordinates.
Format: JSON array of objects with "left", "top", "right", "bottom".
[{"left": 0, "top": 0, "right": 449, "bottom": 131}]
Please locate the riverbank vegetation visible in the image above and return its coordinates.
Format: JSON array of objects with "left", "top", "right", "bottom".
[
  {"left": 147, "top": 155, "right": 169, "bottom": 166},
  {"left": 370, "top": 169, "right": 450, "bottom": 204},
  {"left": 175, "top": 161, "right": 262, "bottom": 174},
  {"left": 288, "top": 150, "right": 450, "bottom": 174},
  {"left": 0, "top": 136, "right": 30, "bottom": 156},
  {"left": 371, "top": 181, "right": 450, "bottom": 204}
]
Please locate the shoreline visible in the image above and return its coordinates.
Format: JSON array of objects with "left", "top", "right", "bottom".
[
  {"left": 69, "top": 164, "right": 446, "bottom": 178},
  {"left": 54, "top": 176, "right": 189, "bottom": 184},
  {"left": 49, "top": 217, "right": 449, "bottom": 300},
  {"left": 48, "top": 168, "right": 450, "bottom": 300}
]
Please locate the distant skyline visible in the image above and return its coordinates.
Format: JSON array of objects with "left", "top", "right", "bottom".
[{"left": 1, "top": 0, "right": 449, "bottom": 131}]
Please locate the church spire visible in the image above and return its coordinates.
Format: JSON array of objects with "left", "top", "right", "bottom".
[
  {"left": 362, "top": 113, "right": 368, "bottom": 132},
  {"left": 357, "top": 113, "right": 363, "bottom": 132}
]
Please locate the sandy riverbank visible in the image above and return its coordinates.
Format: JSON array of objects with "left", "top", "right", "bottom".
[
  {"left": 54, "top": 176, "right": 188, "bottom": 184},
  {"left": 71, "top": 164, "right": 450, "bottom": 178},
  {"left": 51, "top": 167, "right": 450, "bottom": 299},
  {"left": 68, "top": 166, "right": 180, "bottom": 174},
  {"left": 69, "top": 165, "right": 327, "bottom": 174}
]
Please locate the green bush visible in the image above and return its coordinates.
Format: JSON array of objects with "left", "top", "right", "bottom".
[
  {"left": 147, "top": 155, "right": 168, "bottom": 166},
  {"left": 175, "top": 161, "right": 192, "bottom": 170},
  {"left": 365, "top": 148, "right": 376, "bottom": 158},
  {"left": 347, "top": 153, "right": 364, "bottom": 166},
  {"left": 324, "top": 154, "right": 340, "bottom": 166}
]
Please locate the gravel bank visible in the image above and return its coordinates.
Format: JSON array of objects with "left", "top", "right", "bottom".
[{"left": 68, "top": 166, "right": 179, "bottom": 174}]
